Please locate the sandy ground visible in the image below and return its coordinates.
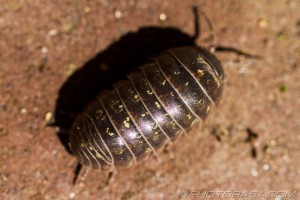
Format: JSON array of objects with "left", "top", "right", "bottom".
[{"left": 0, "top": 0, "right": 300, "bottom": 199}]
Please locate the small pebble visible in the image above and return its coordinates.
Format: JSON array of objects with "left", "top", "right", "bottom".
[
  {"left": 21, "top": 108, "right": 27, "bottom": 114},
  {"left": 114, "top": 10, "right": 122, "bottom": 19},
  {"left": 270, "top": 139, "right": 277, "bottom": 147},
  {"left": 257, "top": 18, "right": 268, "bottom": 28},
  {"left": 262, "top": 163, "right": 270, "bottom": 171},
  {"left": 45, "top": 112, "right": 53, "bottom": 122},
  {"left": 250, "top": 168, "right": 259, "bottom": 177},
  {"left": 64, "top": 63, "right": 77, "bottom": 77},
  {"left": 63, "top": 22, "right": 75, "bottom": 33},
  {"left": 84, "top": 6, "right": 91, "bottom": 13},
  {"left": 48, "top": 29, "right": 58, "bottom": 36},
  {"left": 238, "top": 66, "right": 248, "bottom": 75},
  {"left": 159, "top": 13, "right": 167, "bottom": 21},
  {"left": 69, "top": 192, "right": 76, "bottom": 199},
  {"left": 52, "top": 149, "right": 57, "bottom": 155},
  {"left": 41, "top": 47, "right": 48, "bottom": 54}
]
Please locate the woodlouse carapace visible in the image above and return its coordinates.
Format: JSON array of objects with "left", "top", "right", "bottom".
[{"left": 69, "top": 46, "right": 224, "bottom": 171}]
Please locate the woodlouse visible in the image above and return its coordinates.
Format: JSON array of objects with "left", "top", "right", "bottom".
[{"left": 69, "top": 46, "right": 224, "bottom": 171}]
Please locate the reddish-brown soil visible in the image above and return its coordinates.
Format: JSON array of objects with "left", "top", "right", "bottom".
[{"left": 1, "top": 0, "right": 299, "bottom": 199}]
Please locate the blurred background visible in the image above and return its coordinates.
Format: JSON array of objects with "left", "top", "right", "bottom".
[{"left": 0, "top": 0, "right": 299, "bottom": 199}]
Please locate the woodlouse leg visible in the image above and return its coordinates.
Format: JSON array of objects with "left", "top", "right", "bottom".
[
  {"left": 73, "top": 164, "right": 91, "bottom": 185},
  {"left": 72, "top": 162, "right": 82, "bottom": 184},
  {"left": 97, "top": 168, "right": 118, "bottom": 190},
  {"left": 104, "top": 169, "right": 118, "bottom": 187}
]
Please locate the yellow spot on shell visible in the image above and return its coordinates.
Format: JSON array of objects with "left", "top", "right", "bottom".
[
  {"left": 198, "top": 56, "right": 221, "bottom": 86},
  {"left": 155, "top": 102, "right": 161, "bottom": 109},
  {"left": 197, "top": 69, "right": 204, "bottom": 77},
  {"left": 123, "top": 119, "right": 130, "bottom": 128},
  {"left": 106, "top": 127, "right": 115, "bottom": 137},
  {"left": 147, "top": 90, "right": 153, "bottom": 95},
  {"left": 108, "top": 132, "right": 115, "bottom": 137},
  {"left": 198, "top": 99, "right": 205, "bottom": 105},
  {"left": 152, "top": 123, "right": 158, "bottom": 129},
  {"left": 186, "top": 114, "right": 192, "bottom": 120},
  {"left": 185, "top": 82, "right": 189, "bottom": 86},
  {"left": 206, "top": 105, "right": 211, "bottom": 113},
  {"left": 96, "top": 153, "right": 102, "bottom": 158},
  {"left": 197, "top": 56, "right": 205, "bottom": 63}
]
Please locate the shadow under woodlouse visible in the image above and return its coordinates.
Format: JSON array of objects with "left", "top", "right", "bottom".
[{"left": 53, "top": 26, "right": 197, "bottom": 155}]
